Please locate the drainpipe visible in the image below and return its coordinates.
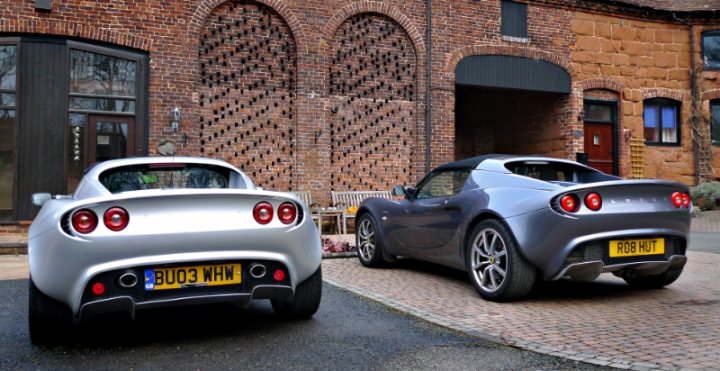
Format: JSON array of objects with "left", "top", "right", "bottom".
[
  {"left": 425, "top": 0, "right": 432, "bottom": 173},
  {"left": 672, "top": 13, "right": 699, "bottom": 185}
]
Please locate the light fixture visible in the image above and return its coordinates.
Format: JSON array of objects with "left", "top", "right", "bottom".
[{"left": 171, "top": 107, "right": 180, "bottom": 133}]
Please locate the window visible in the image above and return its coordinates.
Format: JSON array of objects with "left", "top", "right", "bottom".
[
  {"left": 415, "top": 170, "right": 470, "bottom": 199},
  {"left": 712, "top": 99, "right": 720, "bottom": 145},
  {"left": 100, "top": 164, "right": 230, "bottom": 193},
  {"left": 501, "top": 0, "right": 528, "bottom": 40},
  {"left": 0, "top": 43, "right": 16, "bottom": 210},
  {"left": 702, "top": 30, "right": 720, "bottom": 70},
  {"left": 643, "top": 99, "right": 680, "bottom": 145}
]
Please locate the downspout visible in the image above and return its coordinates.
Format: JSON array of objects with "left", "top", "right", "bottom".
[
  {"left": 672, "top": 13, "right": 699, "bottom": 185},
  {"left": 425, "top": 0, "right": 432, "bottom": 173}
]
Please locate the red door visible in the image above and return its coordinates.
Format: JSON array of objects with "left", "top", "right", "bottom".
[{"left": 583, "top": 123, "right": 614, "bottom": 174}]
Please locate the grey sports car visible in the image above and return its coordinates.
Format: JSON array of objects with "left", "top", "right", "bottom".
[
  {"left": 355, "top": 154, "right": 692, "bottom": 302},
  {"left": 28, "top": 157, "right": 322, "bottom": 344}
]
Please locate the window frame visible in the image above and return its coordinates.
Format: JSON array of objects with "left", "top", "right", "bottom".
[
  {"left": 711, "top": 99, "right": 720, "bottom": 146},
  {"left": 0, "top": 37, "right": 19, "bottom": 218},
  {"left": 643, "top": 98, "right": 682, "bottom": 146},
  {"left": 701, "top": 29, "right": 720, "bottom": 71},
  {"left": 501, "top": 0, "right": 528, "bottom": 40}
]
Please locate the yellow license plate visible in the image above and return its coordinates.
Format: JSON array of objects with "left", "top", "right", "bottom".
[
  {"left": 144, "top": 263, "right": 242, "bottom": 290},
  {"left": 609, "top": 238, "right": 665, "bottom": 258}
]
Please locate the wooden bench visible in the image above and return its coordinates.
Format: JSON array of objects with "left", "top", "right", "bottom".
[
  {"left": 331, "top": 190, "right": 393, "bottom": 234},
  {"left": 289, "top": 191, "right": 325, "bottom": 234}
]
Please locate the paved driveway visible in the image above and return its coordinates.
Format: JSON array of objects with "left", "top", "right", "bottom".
[{"left": 323, "top": 251, "right": 720, "bottom": 370}]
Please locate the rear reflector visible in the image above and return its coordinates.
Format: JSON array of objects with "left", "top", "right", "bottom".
[
  {"left": 253, "top": 202, "right": 274, "bottom": 224},
  {"left": 681, "top": 193, "right": 690, "bottom": 208},
  {"left": 273, "top": 269, "right": 285, "bottom": 282},
  {"left": 92, "top": 282, "right": 105, "bottom": 296},
  {"left": 72, "top": 209, "right": 98, "bottom": 234}
]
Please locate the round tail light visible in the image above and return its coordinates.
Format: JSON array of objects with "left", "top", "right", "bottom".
[
  {"left": 277, "top": 202, "right": 297, "bottom": 224},
  {"left": 681, "top": 193, "right": 690, "bottom": 208},
  {"left": 273, "top": 269, "right": 286, "bottom": 282},
  {"left": 72, "top": 209, "right": 98, "bottom": 234},
  {"left": 253, "top": 202, "right": 274, "bottom": 224},
  {"left": 671, "top": 192, "right": 683, "bottom": 208},
  {"left": 584, "top": 192, "right": 602, "bottom": 211},
  {"left": 560, "top": 194, "right": 579, "bottom": 213},
  {"left": 104, "top": 207, "right": 129, "bottom": 231}
]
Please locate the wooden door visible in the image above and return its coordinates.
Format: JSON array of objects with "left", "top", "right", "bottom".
[
  {"left": 87, "top": 115, "right": 135, "bottom": 168},
  {"left": 583, "top": 123, "right": 614, "bottom": 174}
]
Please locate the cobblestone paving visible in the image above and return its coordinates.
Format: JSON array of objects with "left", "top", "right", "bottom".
[{"left": 323, "top": 251, "right": 720, "bottom": 370}]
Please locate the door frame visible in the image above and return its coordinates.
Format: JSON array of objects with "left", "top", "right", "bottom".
[
  {"left": 583, "top": 99, "right": 619, "bottom": 175},
  {"left": 87, "top": 114, "right": 136, "bottom": 168}
]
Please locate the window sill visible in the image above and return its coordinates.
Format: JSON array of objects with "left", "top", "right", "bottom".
[{"left": 502, "top": 35, "right": 530, "bottom": 44}]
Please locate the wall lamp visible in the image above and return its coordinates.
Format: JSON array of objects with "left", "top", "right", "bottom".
[{"left": 171, "top": 107, "right": 180, "bottom": 133}]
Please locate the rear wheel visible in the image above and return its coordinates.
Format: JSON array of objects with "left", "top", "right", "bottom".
[
  {"left": 355, "top": 214, "right": 386, "bottom": 267},
  {"left": 466, "top": 220, "right": 537, "bottom": 302},
  {"left": 623, "top": 267, "right": 684, "bottom": 289},
  {"left": 271, "top": 266, "right": 322, "bottom": 319},
  {"left": 28, "top": 276, "right": 73, "bottom": 345}
]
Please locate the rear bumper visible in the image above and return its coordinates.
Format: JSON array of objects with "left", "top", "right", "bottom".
[{"left": 551, "top": 255, "right": 687, "bottom": 281}]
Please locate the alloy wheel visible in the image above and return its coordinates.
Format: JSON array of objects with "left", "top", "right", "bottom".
[
  {"left": 357, "top": 218, "right": 376, "bottom": 261},
  {"left": 470, "top": 228, "right": 508, "bottom": 293}
]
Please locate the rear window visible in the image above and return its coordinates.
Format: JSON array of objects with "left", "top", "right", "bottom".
[
  {"left": 99, "top": 163, "right": 230, "bottom": 193},
  {"left": 504, "top": 161, "right": 608, "bottom": 184}
]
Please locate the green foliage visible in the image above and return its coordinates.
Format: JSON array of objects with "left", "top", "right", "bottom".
[{"left": 690, "top": 182, "right": 720, "bottom": 211}]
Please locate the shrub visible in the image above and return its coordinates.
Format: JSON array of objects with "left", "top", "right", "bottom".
[
  {"left": 321, "top": 238, "right": 356, "bottom": 253},
  {"left": 690, "top": 182, "right": 720, "bottom": 211}
]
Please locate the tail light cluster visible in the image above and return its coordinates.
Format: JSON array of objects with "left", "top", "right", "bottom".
[
  {"left": 671, "top": 192, "right": 691, "bottom": 208},
  {"left": 253, "top": 201, "right": 298, "bottom": 225},
  {"left": 559, "top": 192, "right": 603, "bottom": 213},
  {"left": 71, "top": 207, "right": 129, "bottom": 234}
]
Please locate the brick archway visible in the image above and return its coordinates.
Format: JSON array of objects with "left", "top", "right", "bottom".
[
  {"left": 579, "top": 78, "right": 623, "bottom": 93},
  {"left": 702, "top": 89, "right": 720, "bottom": 101},
  {"left": 641, "top": 88, "right": 685, "bottom": 101}
]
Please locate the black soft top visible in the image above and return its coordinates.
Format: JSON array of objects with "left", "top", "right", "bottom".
[{"left": 433, "top": 154, "right": 514, "bottom": 171}]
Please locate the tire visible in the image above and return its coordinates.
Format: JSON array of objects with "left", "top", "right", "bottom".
[
  {"left": 28, "top": 276, "right": 73, "bottom": 345},
  {"left": 355, "top": 214, "right": 386, "bottom": 267},
  {"left": 465, "top": 219, "right": 537, "bottom": 302},
  {"left": 623, "top": 267, "right": 683, "bottom": 289},
  {"left": 271, "top": 266, "right": 322, "bottom": 319}
]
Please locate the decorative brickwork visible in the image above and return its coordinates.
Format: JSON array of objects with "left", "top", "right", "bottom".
[
  {"left": 328, "top": 13, "right": 417, "bottom": 191},
  {"left": 641, "top": 88, "right": 685, "bottom": 101},
  {"left": 198, "top": 1, "right": 297, "bottom": 190}
]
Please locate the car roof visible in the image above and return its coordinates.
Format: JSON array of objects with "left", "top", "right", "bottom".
[
  {"left": 433, "top": 154, "right": 594, "bottom": 173},
  {"left": 433, "top": 154, "right": 515, "bottom": 171}
]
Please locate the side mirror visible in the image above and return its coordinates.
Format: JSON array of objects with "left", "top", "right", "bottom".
[{"left": 32, "top": 193, "right": 52, "bottom": 207}]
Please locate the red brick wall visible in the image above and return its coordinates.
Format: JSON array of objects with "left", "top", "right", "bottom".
[{"left": 1, "top": 0, "right": 718, "bottom": 212}]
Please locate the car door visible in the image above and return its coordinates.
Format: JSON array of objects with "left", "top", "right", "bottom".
[{"left": 393, "top": 169, "right": 469, "bottom": 253}]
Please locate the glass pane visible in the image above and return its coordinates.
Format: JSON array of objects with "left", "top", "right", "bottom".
[
  {"left": 0, "top": 45, "right": 16, "bottom": 90},
  {"left": 661, "top": 106, "right": 676, "bottom": 129},
  {"left": 711, "top": 101, "right": 720, "bottom": 144},
  {"left": 95, "top": 121, "right": 128, "bottom": 163},
  {"left": 70, "top": 97, "right": 135, "bottom": 113},
  {"left": 0, "top": 109, "right": 15, "bottom": 209},
  {"left": 67, "top": 113, "right": 87, "bottom": 194},
  {"left": 70, "top": 49, "right": 136, "bottom": 96},
  {"left": 416, "top": 171, "right": 466, "bottom": 199},
  {"left": 703, "top": 34, "right": 720, "bottom": 69},
  {"left": 0, "top": 93, "right": 15, "bottom": 107},
  {"left": 100, "top": 164, "right": 230, "bottom": 193},
  {"left": 584, "top": 104, "right": 612, "bottom": 122},
  {"left": 643, "top": 105, "right": 659, "bottom": 142}
]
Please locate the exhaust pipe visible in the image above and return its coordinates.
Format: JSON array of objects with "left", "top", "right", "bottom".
[
  {"left": 118, "top": 272, "right": 138, "bottom": 288},
  {"left": 249, "top": 264, "right": 267, "bottom": 279}
]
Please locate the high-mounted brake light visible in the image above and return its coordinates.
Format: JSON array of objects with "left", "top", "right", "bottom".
[
  {"left": 584, "top": 192, "right": 602, "bottom": 211},
  {"left": 671, "top": 192, "right": 683, "bottom": 208},
  {"left": 72, "top": 209, "right": 98, "bottom": 234},
  {"left": 560, "top": 194, "right": 579, "bottom": 213},
  {"left": 681, "top": 193, "right": 690, "bottom": 208},
  {"left": 253, "top": 202, "right": 274, "bottom": 224},
  {"left": 104, "top": 207, "right": 129, "bottom": 231},
  {"left": 277, "top": 202, "right": 297, "bottom": 224}
]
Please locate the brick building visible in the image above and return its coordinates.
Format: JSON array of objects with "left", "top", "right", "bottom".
[{"left": 1, "top": 0, "right": 719, "bottom": 227}]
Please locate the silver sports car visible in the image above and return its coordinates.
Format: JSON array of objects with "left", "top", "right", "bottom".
[
  {"left": 28, "top": 157, "right": 322, "bottom": 344},
  {"left": 355, "top": 154, "right": 692, "bottom": 302}
]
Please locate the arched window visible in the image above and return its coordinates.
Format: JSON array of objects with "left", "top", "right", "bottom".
[
  {"left": 711, "top": 99, "right": 720, "bottom": 145},
  {"left": 643, "top": 98, "right": 681, "bottom": 146}
]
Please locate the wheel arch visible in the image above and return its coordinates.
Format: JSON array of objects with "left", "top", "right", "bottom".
[{"left": 461, "top": 211, "right": 531, "bottom": 264}]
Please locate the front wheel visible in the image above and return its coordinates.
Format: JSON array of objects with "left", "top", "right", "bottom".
[
  {"left": 271, "top": 266, "right": 322, "bottom": 319},
  {"left": 623, "top": 267, "right": 683, "bottom": 289},
  {"left": 355, "top": 214, "right": 387, "bottom": 267},
  {"left": 465, "top": 220, "right": 537, "bottom": 302},
  {"left": 28, "top": 276, "right": 73, "bottom": 345}
]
